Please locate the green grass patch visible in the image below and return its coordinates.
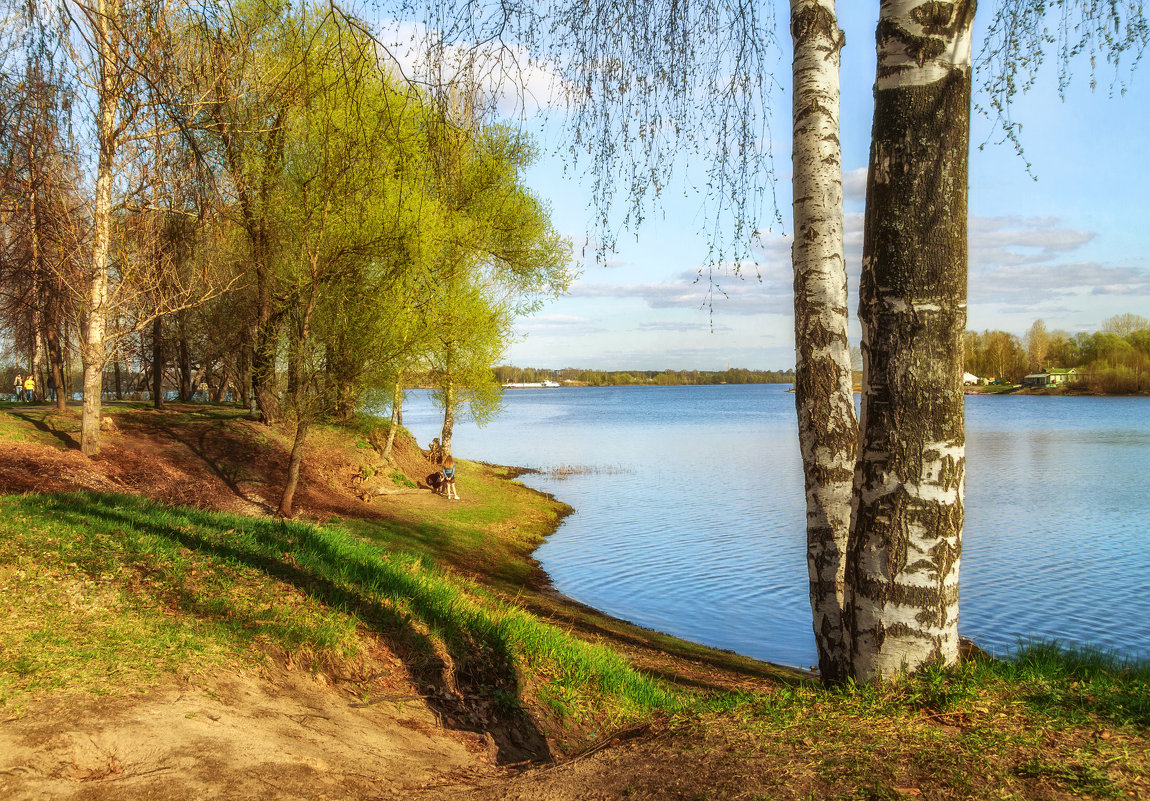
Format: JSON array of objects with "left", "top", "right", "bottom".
[
  {"left": 389, "top": 470, "right": 416, "bottom": 488},
  {"left": 344, "top": 460, "right": 571, "bottom": 589},
  {"left": 0, "top": 490, "right": 683, "bottom": 733},
  {"left": 709, "top": 645, "right": 1148, "bottom": 800},
  {"left": 987, "top": 640, "right": 1150, "bottom": 728}
]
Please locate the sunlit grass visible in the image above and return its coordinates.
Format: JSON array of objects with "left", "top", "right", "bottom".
[{"left": 0, "top": 490, "right": 682, "bottom": 731}]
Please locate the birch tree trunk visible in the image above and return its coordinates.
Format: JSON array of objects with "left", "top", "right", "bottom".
[
  {"left": 790, "top": 0, "right": 856, "bottom": 684},
  {"left": 847, "top": 0, "right": 974, "bottom": 682},
  {"left": 440, "top": 381, "right": 455, "bottom": 460},
  {"left": 383, "top": 378, "right": 403, "bottom": 461},
  {"left": 80, "top": 0, "right": 120, "bottom": 456}
]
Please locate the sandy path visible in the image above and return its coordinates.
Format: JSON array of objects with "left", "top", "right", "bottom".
[{"left": 0, "top": 667, "right": 496, "bottom": 800}]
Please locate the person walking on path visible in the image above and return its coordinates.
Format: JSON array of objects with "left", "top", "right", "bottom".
[
  {"left": 441, "top": 456, "right": 460, "bottom": 500},
  {"left": 23, "top": 374, "right": 35, "bottom": 403},
  {"left": 47, "top": 373, "right": 56, "bottom": 402},
  {"left": 13, "top": 374, "right": 23, "bottom": 402}
]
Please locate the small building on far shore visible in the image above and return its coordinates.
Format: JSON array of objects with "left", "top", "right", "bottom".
[
  {"left": 1021, "top": 367, "right": 1080, "bottom": 388},
  {"left": 963, "top": 371, "right": 986, "bottom": 386}
]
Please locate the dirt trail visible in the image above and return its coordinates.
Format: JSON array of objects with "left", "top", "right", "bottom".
[{"left": 1, "top": 667, "right": 493, "bottom": 801}]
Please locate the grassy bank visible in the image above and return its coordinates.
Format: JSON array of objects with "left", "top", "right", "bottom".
[
  {"left": 0, "top": 406, "right": 1147, "bottom": 798},
  {"left": 0, "top": 485, "right": 686, "bottom": 748}
]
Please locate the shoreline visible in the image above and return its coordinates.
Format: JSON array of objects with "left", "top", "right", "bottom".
[
  {"left": 475, "top": 456, "right": 813, "bottom": 680},
  {"left": 492, "top": 459, "right": 819, "bottom": 677}
]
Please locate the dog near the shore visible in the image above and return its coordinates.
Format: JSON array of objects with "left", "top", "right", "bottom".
[{"left": 426, "top": 470, "right": 446, "bottom": 495}]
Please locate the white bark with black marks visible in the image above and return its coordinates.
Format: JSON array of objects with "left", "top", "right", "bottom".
[
  {"left": 80, "top": 0, "right": 121, "bottom": 457},
  {"left": 790, "top": 0, "right": 856, "bottom": 684},
  {"left": 848, "top": 0, "right": 974, "bottom": 682}
]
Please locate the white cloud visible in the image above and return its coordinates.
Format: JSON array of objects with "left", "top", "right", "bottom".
[
  {"left": 638, "top": 320, "right": 733, "bottom": 333},
  {"left": 966, "top": 217, "right": 1150, "bottom": 312},
  {"left": 375, "top": 21, "right": 568, "bottom": 118},
  {"left": 969, "top": 216, "right": 1096, "bottom": 268},
  {"left": 567, "top": 262, "right": 794, "bottom": 316},
  {"left": 843, "top": 167, "right": 868, "bottom": 204},
  {"left": 514, "top": 314, "right": 605, "bottom": 335}
]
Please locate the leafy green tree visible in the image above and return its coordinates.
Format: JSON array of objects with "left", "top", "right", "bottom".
[
  {"left": 421, "top": 109, "right": 572, "bottom": 458},
  {"left": 1026, "top": 319, "right": 1050, "bottom": 371},
  {"left": 1127, "top": 329, "right": 1150, "bottom": 356},
  {"left": 266, "top": 9, "right": 438, "bottom": 516}
]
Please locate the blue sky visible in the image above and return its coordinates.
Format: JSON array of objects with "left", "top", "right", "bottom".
[{"left": 499, "top": 4, "right": 1150, "bottom": 371}]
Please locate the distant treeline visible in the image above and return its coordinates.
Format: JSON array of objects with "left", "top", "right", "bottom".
[
  {"left": 492, "top": 366, "right": 795, "bottom": 386},
  {"left": 965, "top": 314, "right": 1150, "bottom": 393}
]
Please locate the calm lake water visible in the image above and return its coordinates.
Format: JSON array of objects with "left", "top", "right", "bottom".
[{"left": 401, "top": 385, "right": 1150, "bottom": 668}]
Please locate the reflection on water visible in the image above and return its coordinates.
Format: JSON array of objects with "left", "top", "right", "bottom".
[{"left": 401, "top": 386, "right": 1150, "bottom": 667}]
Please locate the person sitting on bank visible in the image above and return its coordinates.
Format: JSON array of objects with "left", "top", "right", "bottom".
[
  {"left": 13, "top": 374, "right": 22, "bottom": 402},
  {"left": 442, "top": 456, "right": 460, "bottom": 500},
  {"left": 23, "top": 374, "right": 35, "bottom": 403}
]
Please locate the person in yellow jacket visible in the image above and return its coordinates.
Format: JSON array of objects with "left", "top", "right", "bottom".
[{"left": 23, "top": 375, "right": 35, "bottom": 403}]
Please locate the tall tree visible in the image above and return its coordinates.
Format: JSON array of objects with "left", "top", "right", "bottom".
[
  {"left": 60, "top": 0, "right": 221, "bottom": 453},
  {"left": 1101, "top": 313, "right": 1150, "bottom": 337},
  {"left": 194, "top": 0, "right": 301, "bottom": 423},
  {"left": 0, "top": 22, "right": 83, "bottom": 413},
  {"left": 789, "top": 0, "right": 855, "bottom": 684},
  {"left": 1025, "top": 319, "right": 1050, "bottom": 371},
  {"left": 75, "top": 0, "right": 127, "bottom": 453},
  {"left": 847, "top": 0, "right": 975, "bottom": 681},
  {"left": 422, "top": 102, "right": 571, "bottom": 459}
]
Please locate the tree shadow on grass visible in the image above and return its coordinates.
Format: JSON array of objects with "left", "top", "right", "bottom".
[
  {"left": 36, "top": 491, "right": 551, "bottom": 765},
  {"left": 9, "top": 410, "right": 80, "bottom": 450}
]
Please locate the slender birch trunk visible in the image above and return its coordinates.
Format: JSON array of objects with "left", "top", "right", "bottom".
[
  {"left": 440, "top": 381, "right": 455, "bottom": 460},
  {"left": 790, "top": 0, "right": 856, "bottom": 684},
  {"left": 383, "top": 377, "right": 403, "bottom": 461},
  {"left": 80, "top": 0, "right": 120, "bottom": 456},
  {"left": 848, "top": 0, "right": 974, "bottom": 681}
]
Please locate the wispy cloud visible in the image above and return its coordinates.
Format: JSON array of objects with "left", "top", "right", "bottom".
[
  {"left": 567, "top": 262, "right": 793, "bottom": 315},
  {"left": 970, "top": 216, "right": 1096, "bottom": 267},
  {"left": 757, "top": 212, "right": 1149, "bottom": 312},
  {"left": 514, "top": 314, "right": 606, "bottom": 335},
  {"left": 971, "top": 260, "right": 1150, "bottom": 305},
  {"left": 843, "top": 167, "right": 868, "bottom": 204},
  {"left": 637, "top": 320, "right": 734, "bottom": 333},
  {"left": 966, "top": 218, "right": 1150, "bottom": 311},
  {"left": 375, "top": 21, "right": 567, "bottom": 117}
]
